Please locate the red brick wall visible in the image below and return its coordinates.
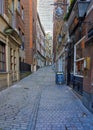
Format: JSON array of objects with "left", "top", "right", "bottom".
[
  {"left": 24, "top": 0, "right": 37, "bottom": 65},
  {"left": 32, "top": 0, "right": 37, "bottom": 65},
  {"left": 16, "top": 12, "right": 24, "bottom": 33},
  {"left": 83, "top": 46, "right": 92, "bottom": 92},
  {"left": 24, "top": 0, "right": 32, "bottom": 64},
  {"left": 4, "top": 0, "right": 8, "bottom": 16},
  {"left": 83, "top": 8, "right": 93, "bottom": 93}
]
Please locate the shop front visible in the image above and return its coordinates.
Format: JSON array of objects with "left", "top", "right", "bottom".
[{"left": 73, "top": 36, "right": 86, "bottom": 95}]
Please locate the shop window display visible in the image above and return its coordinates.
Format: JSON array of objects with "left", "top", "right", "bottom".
[{"left": 74, "top": 37, "right": 85, "bottom": 76}]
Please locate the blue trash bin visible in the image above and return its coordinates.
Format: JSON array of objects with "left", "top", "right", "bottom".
[{"left": 56, "top": 72, "right": 65, "bottom": 84}]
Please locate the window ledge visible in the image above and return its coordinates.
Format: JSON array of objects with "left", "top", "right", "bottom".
[
  {"left": 74, "top": 75, "right": 84, "bottom": 78},
  {"left": 0, "top": 72, "right": 7, "bottom": 74}
]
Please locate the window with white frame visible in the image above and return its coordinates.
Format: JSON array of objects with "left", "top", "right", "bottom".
[
  {"left": 12, "top": 0, "right": 14, "bottom": 14},
  {"left": 18, "top": 0, "right": 20, "bottom": 12},
  {"left": 74, "top": 36, "right": 85, "bottom": 76},
  {"left": 22, "top": 6, "right": 24, "bottom": 20},
  {"left": 0, "top": 0, "right": 4, "bottom": 15}
]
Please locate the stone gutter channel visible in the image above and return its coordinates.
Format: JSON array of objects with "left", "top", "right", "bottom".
[{"left": 27, "top": 89, "right": 42, "bottom": 130}]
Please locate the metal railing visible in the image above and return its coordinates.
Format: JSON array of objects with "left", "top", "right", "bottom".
[{"left": 20, "top": 62, "right": 31, "bottom": 72}]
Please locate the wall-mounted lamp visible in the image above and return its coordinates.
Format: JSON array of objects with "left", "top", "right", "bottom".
[
  {"left": 51, "top": 1, "right": 68, "bottom": 20},
  {"left": 58, "top": 34, "right": 62, "bottom": 44},
  {"left": 67, "top": 36, "right": 72, "bottom": 44},
  {"left": 65, "top": 48, "right": 69, "bottom": 52},
  {"left": 55, "top": 6, "right": 64, "bottom": 17},
  {"left": 50, "top": 2, "right": 68, "bottom": 6},
  {"left": 77, "top": 0, "right": 90, "bottom": 19}
]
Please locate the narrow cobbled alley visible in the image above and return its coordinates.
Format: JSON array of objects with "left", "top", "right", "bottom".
[{"left": 0, "top": 66, "right": 93, "bottom": 130}]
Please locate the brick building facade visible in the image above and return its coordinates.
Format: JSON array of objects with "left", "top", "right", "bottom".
[
  {"left": 53, "top": 0, "right": 68, "bottom": 72},
  {"left": 0, "top": 0, "right": 22, "bottom": 90},
  {"left": 45, "top": 33, "right": 53, "bottom": 66},
  {"left": 24, "top": 0, "right": 37, "bottom": 72},
  {"left": 36, "top": 13, "right": 46, "bottom": 69},
  {"left": 83, "top": 0, "right": 93, "bottom": 112},
  {"left": 53, "top": 0, "right": 93, "bottom": 112},
  {"left": 65, "top": 0, "right": 93, "bottom": 112},
  {"left": 0, "top": 0, "right": 46, "bottom": 90}
]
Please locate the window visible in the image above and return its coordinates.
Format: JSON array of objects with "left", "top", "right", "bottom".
[
  {"left": 10, "top": 48, "right": 16, "bottom": 71},
  {"left": 22, "top": 7, "right": 24, "bottom": 20},
  {"left": 0, "top": 42, "right": 6, "bottom": 72},
  {"left": 12, "top": 0, "right": 14, "bottom": 14},
  {"left": 88, "top": 28, "right": 93, "bottom": 38},
  {"left": 10, "top": 48, "right": 13, "bottom": 70},
  {"left": 33, "top": 19, "right": 34, "bottom": 23},
  {"left": 74, "top": 36, "right": 85, "bottom": 76},
  {"left": 21, "top": 33, "right": 24, "bottom": 50},
  {"left": 14, "top": 50, "right": 16, "bottom": 71},
  {"left": 18, "top": 0, "right": 20, "bottom": 12},
  {"left": 18, "top": 27, "right": 21, "bottom": 37},
  {"left": 12, "top": 0, "right": 15, "bottom": 28},
  {"left": 0, "top": 0, "right": 4, "bottom": 15}
]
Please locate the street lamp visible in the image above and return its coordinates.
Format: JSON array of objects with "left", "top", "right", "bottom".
[
  {"left": 67, "top": 35, "right": 72, "bottom": 44},
  {"left": 51, "top": 2, "right": 68, "bottom": 6},
  {"left": 55, "top": 6, "right": 64, "bottom": 17},
  {"left": 51, "top": 1, "right": 68, "bottom": 20},
  {"left": 77, "top": 0, "right": 90, "bottom": 19}
]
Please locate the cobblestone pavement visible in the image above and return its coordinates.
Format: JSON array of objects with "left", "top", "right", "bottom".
[{"left": 0, "top": 66, "right": 93, "bottom": 130}]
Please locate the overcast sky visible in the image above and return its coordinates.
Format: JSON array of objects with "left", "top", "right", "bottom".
[{"left": 37, "top": 0, "right": 54, "bottom": 35}]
